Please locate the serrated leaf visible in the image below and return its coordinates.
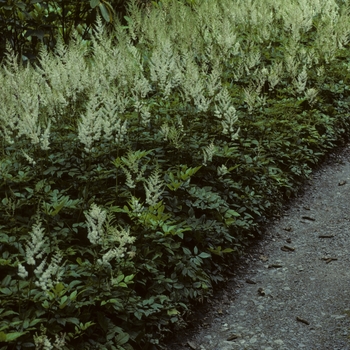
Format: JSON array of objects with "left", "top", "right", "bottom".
[
  {"left": 198, "top": 252, "right": 211, "bottom": 259},
  {"left": 66, "top": 317, "right": 79, "bottom": 325},
  {"left": 115, "top": 332, "right": 129, "bottom": 345},
  {"left": 167, "top": 308, "right": 179, "bottom": 316},
  {"left": 0, "top": 331, "right": 27, "bottom": 342},
  {"left": 90, "top": 0, "right": 99, "bottom": 8},
  {"left": 0, "top": 288, "right": 12, "bottom": 295},
  {"left": 124, "top": 274, "right": 134, "bottom": 283},
  {"left": 99, "top": 3, "right": 111, "bottom": 22}
]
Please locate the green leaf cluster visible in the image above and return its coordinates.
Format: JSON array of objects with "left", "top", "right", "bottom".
[{"left": 1, "top": 0, "right": 350, "bottom": 348}]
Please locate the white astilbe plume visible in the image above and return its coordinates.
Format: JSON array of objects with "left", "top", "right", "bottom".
[
  {"left": 34, "top": 252, "right": 64, "bottom": 291},
  {"left": 22, "top": 150, "right": 36, "bottom": 166},
  {"left": 243, "top": 43, "right": 261, "bottom": 71},
  {"left": 215, "top": 88, "right": 239, "bottom": 139},
  {"left": 140, "top": 104, "right": 151, "bottom": 126},
  {"left": 133, "top": 72, "right": 151, "bottom": 99},
  {"left": 268, "top": 61, "right": 284, "bottom": 90},
  {"left": 134, "top": 99, "right": 151, "bottom": 126},
  {"left": 97, "top": 225, "right": 136, "bottom": 267},
  {"left": 18, "top": 97, "right": 39, "bottom": 144},
  {"left": 294, "top": 65, "right": 308, "bottom": 94},
  {"left": 101, "top": 93, "right": 129, "bottom": 144},
  {"left": 149, "top": 39, "right": 180, "bottom": 98},
  {"left": 84, "top": 208, "right": 137, "bottom": 268},
  {"left": 101, "top": 96, "right": 118, "bottom": 141},
  {"left": 78, "top": 93, "right": 104, "bottom": 153},
  {"left": 39, "top": 121, "right": 51, "bottom": 150},
  {"left": 305, "top": 88, "right": 318, "bottom": 106},
  {"left": 180, "top": 53, "right": 205, "bottom": 106},
  {"left": 34, "top": 326, "right": 66, "bottom": 350},
  {"left": 202, "top": 142, "right": 216, "bottom": 166},
  {"left": 25, "top": 222, "right": 47, "bottom": 265},
  {"left": 85, "top": 204, "right": 107, "bottom": 245},
  {"left": 17, "top": 262, "right": 28, "bottom": 279},
  {"left": 206, "top": 62, "right": 222, "bottom": 97},
  {"left": 144, "top": 168, "right": 165, "bottom": 206},
  {"left": 128, "top": 196, "right": 144, "bottom": 216},
  {"left": 115, "top": 119, "right": 128, "bottom": 145}
]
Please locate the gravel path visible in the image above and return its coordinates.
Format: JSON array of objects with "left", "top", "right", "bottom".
[{"left": 166, "top": 144, "right": 350, "bottom": 350}]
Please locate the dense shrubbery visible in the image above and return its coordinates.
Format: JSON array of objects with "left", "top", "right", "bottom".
[
  {"left": 1, "top": 0, "right": 350, "bottom": 348},
  {"left": 0, "top": 0, "right": 146, "bottom": 63}
]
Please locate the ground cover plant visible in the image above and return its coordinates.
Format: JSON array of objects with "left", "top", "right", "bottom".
[{"left": 1, "top": 0, "right": 350, "bottom": 348}]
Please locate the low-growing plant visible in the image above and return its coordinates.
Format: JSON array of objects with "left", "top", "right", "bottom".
[{"left": 1, "top": 0, "right": 350, "bottom": 348}]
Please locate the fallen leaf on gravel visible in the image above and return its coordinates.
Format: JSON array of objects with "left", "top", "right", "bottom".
[
  {"left": 187, "top": 341, "right": 197, "bottom": 349},
  {"left": 338, "top": 180, "right": 347, "bottom": 186},
  {"left": 268, "top": 264, "right": 283, "bottom": 268},
  {"left": 296, "top": 316, "right": 310, "bottom": 325},
  {"left": 281, "top": 245, "right": 295, "bottom": 252},
  {"left": 246, "top": 279, "right": 257, "bottom": 284},
  {"left": 286, "top": 238, "right": 292, "bottom": 243},
  {"left": 301, "top": 216, "right": 316, "bottom": 221},
  {"left": 258, "top": 287, "right": 266, "bottom": 296},
  {"left": 259, "top": 255, "right": 269, "bottom": 261},
  {"left": 322, "top": 257, "right": 338, "bottom": 264},
  {"left": 227, "top": 334, "right": 240, "bottom": 341}
]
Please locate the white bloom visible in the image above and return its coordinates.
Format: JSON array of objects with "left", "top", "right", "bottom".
[
  {"left": 202, "top": 142, "right": 216, "bottom": 166},
  {"left": 25, "top": 222, "right": 46, "bottom": 265},
  {"left": 144, "top": 169, "right": 164, "bottom": 206},
  {"left": 17, "top": 263, "right": 28, "bottom": 279},
  {"left": 85, "top": 204, "right": 107, "bottom": 245},
  {"left": 22, "top": 150, "right": 36, "bottom": 166},
  {"left": 78, "top": 94, "right": 104, "bottom": 153},
  {"left": 34, "top": 253, "right": 63, "bottom": 291}
]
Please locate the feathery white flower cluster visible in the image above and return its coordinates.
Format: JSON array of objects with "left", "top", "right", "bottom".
[
  {"left": 22, "top": 150, "right": 36, "bottom": 166},
  {"left": 78, "top": 93, "right": 104, "bottom": 153},
  {"left": 268, "top": 61, "right": 284, "bottom": 90},
  {"left": 144, "top": 168, "right": 165, "bottom": 206},
  {"left": 85, "top": 203, "right": 107, "bottom": 245},
  {"left": 34, "top": 253, "right": 64, "bottom": 291},
  {"left": 97, "top": 225, "right": 136, "bottom": 268},
  {"left": 0, "top": 52, "right": 52, "bottom": 151},
  {"left": 149, "top": 39, "right": 181, "bottom": 98},
  {"left": 202, "top": 142, "right": 216, "bottom": 166},
  {"left": 305, "top": 88, "right": 318, "bottom": 106},
  {"left": 19, "top": 222, "right": 65, "bottom": 291},
  {"left": 180, "top": 54, "right": 211, "bottom": 113},
  {"left": 25, "top": 222, "right": 47, "bottom": 265},
  {"left": 34, "top": 325, "right": 65, "bottom": 350},
  {"left": 214, "top": 88, "right": 239, "bottom": 140},
  {"left": 85, "top": 204, "right": 136, "bottom": 267},
  {"left": 17, "top": 262, "right": 28, "bottom": 279},
  {"left": 128, "top": 196, "right": 144, "bottom": 216},
  {"left": 294, "top": 66, "right": 308, "bottom": 94}
]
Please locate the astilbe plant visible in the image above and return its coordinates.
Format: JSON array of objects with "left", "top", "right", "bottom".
[{"left": 1, "top": 0, "right": 350, "bottom": 348}]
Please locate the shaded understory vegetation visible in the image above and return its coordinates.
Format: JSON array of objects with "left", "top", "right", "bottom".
[{"left": 1, "top": 0, "right": 350, "bottom": 349}]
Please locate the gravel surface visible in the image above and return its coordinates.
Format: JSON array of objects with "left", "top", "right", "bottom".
[{"left": 166, "top": 144, "right": 350, "bottom": 350}]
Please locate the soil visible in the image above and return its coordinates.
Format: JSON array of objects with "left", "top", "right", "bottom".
[{"left": 164, "top": 143, "right": 350, "bottom": 350}]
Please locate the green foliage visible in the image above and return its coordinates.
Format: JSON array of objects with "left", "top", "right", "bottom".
[
  {"left": 0, "top": 0, "right": 147, "bottom": 63},
  {"left": 1, "top": 0, "right": 350, "bottom": 348}
]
